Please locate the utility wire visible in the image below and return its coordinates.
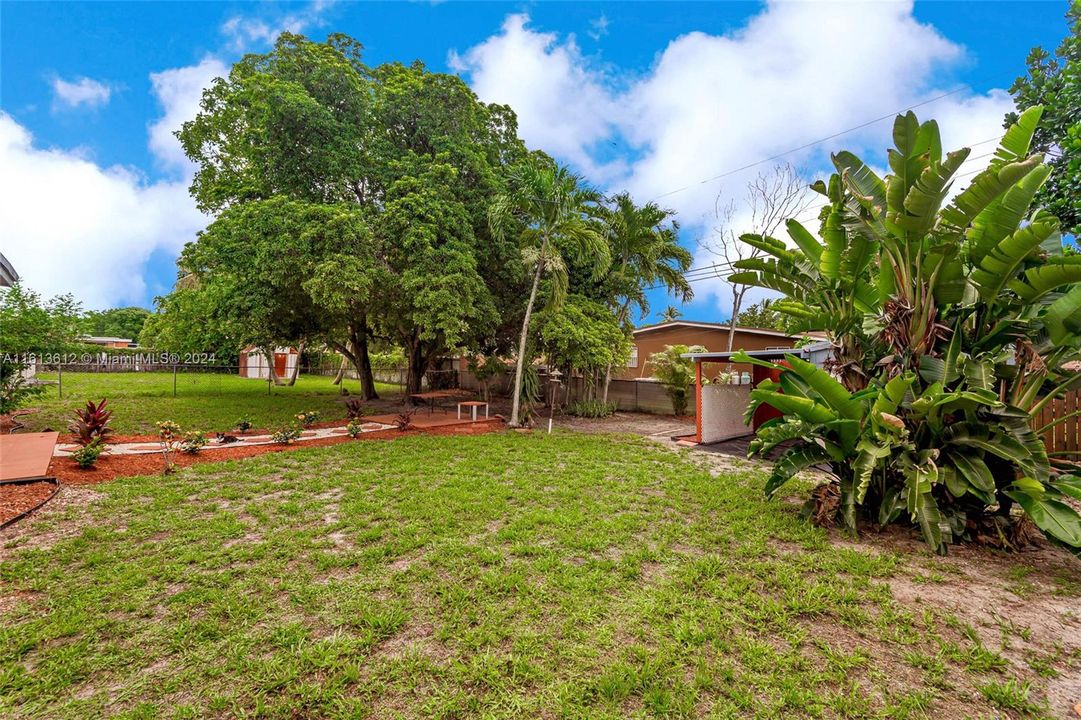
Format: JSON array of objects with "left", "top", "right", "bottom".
[{"left": 650, "top": 88, "right": 968, "bottom": 202}]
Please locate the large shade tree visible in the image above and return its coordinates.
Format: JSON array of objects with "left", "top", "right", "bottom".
[{"left": 168, "top": 33, "right": 529, "bottom": 396}]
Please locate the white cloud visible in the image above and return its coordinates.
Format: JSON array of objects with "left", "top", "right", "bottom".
[
  {"left": 148, "top": 57, "right": 229, "bottom": 173},
  {"left": 451, "top": 1, "right": 1017, "bottom": 317},
  {"left": 448, "top": 14, "right": 626, "bottom": 182},
  {"left": 0, "top": 114, "right": 208, "bottom": 309},
  {"left": 221, "top": 0, "right": 336, "bottom": 52},
  {"left": 588, "top": 15, "right": 609, "bottom": 41},
  {"left": 51, "top": 76, "right": 112, "bottom": 110}
]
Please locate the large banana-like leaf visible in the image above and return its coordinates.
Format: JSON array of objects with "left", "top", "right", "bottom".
[
  {"left": 1011, "top": 257, "right": 1081, "bottom": 302},
  {"left": 785, "top": 219, "right": 824, "bottom": 264},
  {"left": 854, "top": 437, "right": 893, "bottom": 503},
  {"left": 782, "top": 354, "right": 863, "bottom": 420},
  {"left": 748, "top": 387, "right": 838, "bottom": 424},
  {"left": 1052, "top": 477, "right": 1081, "bottom": 502},
  {"left": 738, "top": 233, "right": 799, "bottom": 264},
  {"left": 961, "top": 357, "right": 996, "bottom": 392},
  {"left": 944, "top": 422, "right": 1037, "bottom": 477},
  {"left": 989, "top": 105, "right": 1044, "bottom": 169},
  {"left": 765, "top": 443, "right": 831, "bottom": 498},
  {"left": 925, "top": 246, "right": 967, "bottom": 304},
  {"left": 940, "top": 156, "right": 1044, "bottom": 231},
  {"left": 1006, "top": 484, "right": 1081, "bottom": 548},
  {"left": 874, "top": 372, "right": 916, "bottom": 414},
  {"left": 904, "top": 462, "right": 948, "bottom": 554},
  {"left": 893, "top": 149, "right": 970, "bottom": 236},
  {"left": 748, "top": 417, "right": 815, "bottom": 457},
  {"left": 947, "top": 453, "right": 996, "bottom": 494},
  {"left": 832, "top": 150, "right": 887, "bottom": 217},
  {"left": 918, "top": 328, "right": 961, "bottom": 385},
  {"left": 818, "top": 208, "right": 847, "bottom": 280},
  {"left": 971, "top": 218, "right": 1059, "bottom": 300},
  {"left": 966, "top": 164, "right": 1052, "bottom": 265},
  {"left": 1044, "top": 284, "right": 1081, "bottom": 345}
]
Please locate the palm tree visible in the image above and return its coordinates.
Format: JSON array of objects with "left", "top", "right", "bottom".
[
  {"left": 660, "top": 305, "right": 682, "bottom": 323},
  {"left": 596, "top": 193, "right": 693, "bottom": 401},
  {"left": 489, "top": 158, "right": 609, "bottom": 427}
]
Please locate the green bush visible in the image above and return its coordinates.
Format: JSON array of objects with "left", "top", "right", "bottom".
[
  {"left": 733, "top": 108, "right": 1081, "bottom": 553},
  {"left": 566, "top": 400, "right": 616, "bottom": 418},
  {"left": 71, "top": 438, "right": 106, "bottom": 469}
]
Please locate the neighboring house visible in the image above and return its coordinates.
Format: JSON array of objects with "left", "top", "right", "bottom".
[
  {"left": 81, "top": 336, "right": 137, "bottom": 349},
  {"left": 617, "top": 320, "right": 811, "bottom": 380},
  {"left": 0, "top": 253, "right": 17, "bottom": 288},
  {"left": 239, "top": 346, "right": 300, "bottom": 380}
]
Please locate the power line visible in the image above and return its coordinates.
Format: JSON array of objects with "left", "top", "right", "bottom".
[{"left": 651, "top": 88, "right": 968, "bottom": 202}]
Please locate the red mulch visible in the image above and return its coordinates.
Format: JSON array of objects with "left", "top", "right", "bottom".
[
  {"left": 50, "top": 419, "right": 505, "bottom": 486},
  {"left": 0, "top": 481, "right": 59, "bottom": 526}
]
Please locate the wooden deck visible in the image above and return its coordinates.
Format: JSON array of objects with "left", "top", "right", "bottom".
[{"left": 0, "top": 432, "right": 59, "bottom": 481}]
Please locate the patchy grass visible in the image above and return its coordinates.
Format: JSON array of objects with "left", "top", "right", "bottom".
[
  {"left": 20, "top": 372, "right": 401, "bottom": 435},
  {"left": 0, "top": 431, "right": 1073, "bottom": 718}
]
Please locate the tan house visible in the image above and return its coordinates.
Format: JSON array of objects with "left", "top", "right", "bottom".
[{"left": 617, "top": 320, "right": 807, "bottom": 380}]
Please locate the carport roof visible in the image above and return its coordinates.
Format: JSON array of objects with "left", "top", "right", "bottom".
[{"left": 681, "top": 340, "right": 832, "bottom": 362}]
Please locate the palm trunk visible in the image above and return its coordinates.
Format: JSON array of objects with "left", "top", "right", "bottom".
[
  {"left": 510, "top": 241, "right": 547, "bottom": 428},
  {"left": 602, "top": 300, "right": 632, "bottom": 404}
]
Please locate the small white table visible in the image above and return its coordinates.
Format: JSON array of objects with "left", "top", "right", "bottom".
[{"left": 457, "top": 401, "right": 489, "bottom": 421}]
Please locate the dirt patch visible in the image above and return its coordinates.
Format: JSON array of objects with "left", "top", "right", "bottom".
[
  {"left": 0, "top": 481, "right": 59, "bottom": 526},
  {"left": 47, "top": 419, "right": 505, "bottom": 485},
  {"left": 0, "top": 485, "right": 105, "bottom": 556},
  {"left": 557, "top": 411, "right": 695, "bottom": 439}
]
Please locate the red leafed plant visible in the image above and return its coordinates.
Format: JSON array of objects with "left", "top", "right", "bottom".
[
  {"left": 69, "top": 398, "right": 113, "bottom": 447},
  {"left": 396, "top": 408, "right": 416, "bottom": 432}
]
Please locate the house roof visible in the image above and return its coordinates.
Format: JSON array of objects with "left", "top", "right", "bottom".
[
  {"left": 633, "top": 320, "right": 798, "bottom": 340},
  {"left": 0, "top": 253, "right": 18, "bottom": 288},
  {"left": 81, "top": 336, "right": 134, "bottom": 344}
]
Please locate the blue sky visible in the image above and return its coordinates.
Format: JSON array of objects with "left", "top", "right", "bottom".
[{"left": 0, "top": 1, "right": 1069, "bottom": 321}]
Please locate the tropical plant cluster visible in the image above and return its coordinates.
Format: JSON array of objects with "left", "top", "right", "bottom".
[{"left": 730, "top": 108, "right": 1081, "bottom": 553}]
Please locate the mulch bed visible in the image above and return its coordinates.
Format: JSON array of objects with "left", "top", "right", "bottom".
[
  {"left": 0, "top": 481, "right": 60, "bottom": 527},
  {"left": 49, "top": 418, "right": 506, "bottom": 486}
]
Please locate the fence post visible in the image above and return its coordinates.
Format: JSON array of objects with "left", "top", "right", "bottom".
[
  {"left": 58, "top": 363, "right": 63, "bottom": 399},
  {"left": 173, "top": 364, "right": 178, "bottom": 397}
]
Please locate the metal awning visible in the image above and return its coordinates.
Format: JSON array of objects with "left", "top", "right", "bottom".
[{"left": 681, "top": 340, "right": 833, "bottom": 362}]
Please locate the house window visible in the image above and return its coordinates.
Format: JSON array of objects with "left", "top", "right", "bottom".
[{"left": 627, "top": 346, "right": 639, "bottom": 368}]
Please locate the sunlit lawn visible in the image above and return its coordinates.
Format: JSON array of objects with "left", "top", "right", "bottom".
[
  {"left": 0, "top": 431, "right": 1061, "bottom": 719},
  {"left": 20, "top": 372, "right": 400, "bottom": 435}
]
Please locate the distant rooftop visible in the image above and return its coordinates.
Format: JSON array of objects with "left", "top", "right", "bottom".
[
  {"left": 0, "top": 253, "right": 18, "bottom": 287},
  {"left": 633, "top": 320, "right": 818, "bottom": 340}
]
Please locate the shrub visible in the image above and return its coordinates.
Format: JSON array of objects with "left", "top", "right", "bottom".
[
  {"left": 235, "top": 416, "right": 254, "bottom": 432},
  {"left": 566, "top": 400, "right": 616, "bottom": 418},
  {"left": 296, "top": 410, "right": 319, "bottom": 427},
  {"left": 71, "top": 437, "right": 106, "bottom": 469},
  {"left": 396, "top": 409, "right": 416, "bottom": 431},
  {"left": 343, "top": 398, "right": 366, "bottom": 420},
  {"left": 733, "top": 109, "right": 1081, "bottom": 553},
  {"left": 156, "top": 420, "right": 182, "bottom": 474},
  {"left": 69, "top": 398, "right": 113, "bottom": 446},
  {"left": 346, "top": 420, "right": 364, "bottom": 438},
  {"left": 272, "top": 425, "right": 302, "bottom": 444},
  {"left": 179, "top": 431, "right": 207, "bottom": 454},
  {"left": 649, "top": 345, "right": 703, "bottom": 416}
]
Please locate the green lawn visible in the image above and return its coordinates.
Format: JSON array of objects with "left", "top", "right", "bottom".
[
  {"left": 1, "top": 431, "right": 1070, "bottom": 719},
  {"left": 20, "top": 372, "right": 401, "bottom": 435}
]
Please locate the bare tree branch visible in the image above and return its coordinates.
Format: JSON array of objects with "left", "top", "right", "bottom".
[{"left": 697, "top": 163, "right": 814, "bottom": 351}]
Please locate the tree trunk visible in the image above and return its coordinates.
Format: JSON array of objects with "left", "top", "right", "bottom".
[
  {"left": 510, "top": 246, "right": 546, "bottom": 428},
  {"left": 405, "top": 338, "right": 427, "bottom": 397},
  {"left": 284, "top": 340, "right": 305, "bottom": 387},
  {"left": 264, "top": 348, "right": 282, "bottom": 386},
  {"left": 602, "top": 301, "right": 632, "bottom": 404},
  {"left": 727, "top": 287, "right": 746, "bottom": 352},
  {"left": 331, "top": 354, "right": 347, "bottom": 386},
  {"left": 354, "top": 322, "right": 378, "bottom": 400}
]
